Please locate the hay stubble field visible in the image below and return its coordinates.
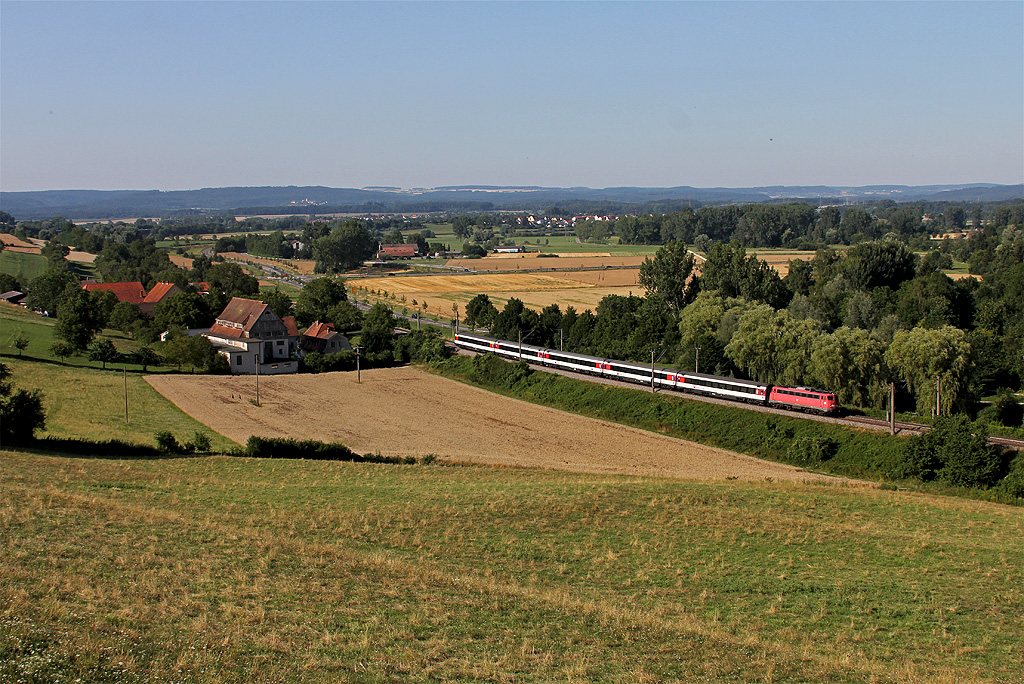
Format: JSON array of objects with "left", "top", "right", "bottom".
[{"left": 145, "top": 366, "right": 847, "bottom": 483}]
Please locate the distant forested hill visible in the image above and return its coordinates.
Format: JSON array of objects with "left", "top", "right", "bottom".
[{"left": 1, "top": 183, "right": 1020, "bottom": 220}]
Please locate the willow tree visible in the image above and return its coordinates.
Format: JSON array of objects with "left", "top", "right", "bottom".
[{"left": 884, "top": 325, "right": 971, "bottom": 415}]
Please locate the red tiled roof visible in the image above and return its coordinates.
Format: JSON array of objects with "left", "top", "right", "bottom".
[
  {"left": 304, "top": 321, "right": 337, "bottom": 340},
  {"left": 142, "top": 282, "right": 180, "bottom": 304},
  {"left": 379, "top": 244, "right": 417, "bottom": 257},
  {"left": 282, "top": 316, "right": 300, "bottom": 337},
  {"left": 82, "top": 281, "right": 146, "bottom": 305}
]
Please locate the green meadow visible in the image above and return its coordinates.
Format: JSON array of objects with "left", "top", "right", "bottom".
[
  {"left": 0, "top": 250, "right": 48, "bottom": 283},
  {"left": 2, "top": 451, "right": 1021, "bottom": 683}
]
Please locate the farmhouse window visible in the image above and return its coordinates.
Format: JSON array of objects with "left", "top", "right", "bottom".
[{"left": 236, "top": 356, "right": 242, "bottom": 365}]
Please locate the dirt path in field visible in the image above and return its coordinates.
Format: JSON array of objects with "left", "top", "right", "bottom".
[{"left": 146, "top": 367, "right": 854, "bottom": 484}]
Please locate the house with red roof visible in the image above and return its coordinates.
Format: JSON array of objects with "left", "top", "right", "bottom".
[
  {"left": 138, "top": 282, "right": 183, "bottom": 316},
  {"left": 82, "top": 281, "right": 147, "bottom": 305},
  {"left": 298, "top": 321, "right": 352, "bottom": 356},
  {"left": 202, "top": 297, "right": 300, "bottom": 374},
  {"left": 377, "top": 243, "right": 418, "bottom": 259}
]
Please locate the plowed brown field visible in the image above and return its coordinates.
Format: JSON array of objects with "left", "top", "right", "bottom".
[{"left": 146, "top": 367, "right": 850, "bottom": 484}]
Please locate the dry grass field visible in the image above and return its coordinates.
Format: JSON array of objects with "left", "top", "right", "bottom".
[
  {"left": 146, "top": 366, "right": 850, "bottom": 484},
  {"left": 65, "top": 249, "right": 96, "bottom": 264},
  {"left": 355, "top": 250, "right": 816, "bottom": 317}
]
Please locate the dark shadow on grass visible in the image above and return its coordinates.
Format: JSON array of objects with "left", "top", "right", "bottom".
[
  {"left": 0, "top": 351, "right": 172, "bottom": 375},
  {"left": 9, "top": 436, "right": 206, "bottom": 460}
]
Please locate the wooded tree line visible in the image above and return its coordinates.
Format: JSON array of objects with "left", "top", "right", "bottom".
[{"left": 610, "top": 202, "right": 1024, "bottom": 250}]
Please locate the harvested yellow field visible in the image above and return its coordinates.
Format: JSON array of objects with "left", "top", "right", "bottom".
[
  {"left": 747, "top": 251, "right": 816, "bottom": 278},
  {"left": 355, "top": 271, "right": 642, "bottom": 316},
  {"left": 447, "top": 255, "right": 648, "bottom": 271},
  {"left": 168, "top": 254, "right": 194, "bottom": 270},
  {"left": 0, "top": 233, "right": 37, "bottom": 250},
  {"left": 358, "top": 273, "right": 593, "bottom": 295},
  {"left": 146, "top": 366, "right": 846, "bottom": 484},
  {"left": 65, "top": 250, "right": 97, "bottom": 264},
  {"left": 220, "top": 251, "right": 317, "bottom": 274}
]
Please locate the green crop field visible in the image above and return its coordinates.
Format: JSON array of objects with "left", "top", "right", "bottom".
[
  {"left": 0, "top": 250, "right": 48, "bottom": 283},
  {"left": 2, "top": 451, "right": 1021, "bottom": 683}
]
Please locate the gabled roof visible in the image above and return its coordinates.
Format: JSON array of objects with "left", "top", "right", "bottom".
[
  {"left": 142, "top": 282, "right": 180, "bottom": 304},
  {"left": 216, "top": 297, "right": 270, "bottom": 331},
  {"left": 303, "top": 321, "right": 338, "bottom": 340},
  {"left": 282, "top": 316, "right": 299, "bottom": 337},
  {"left": 82, "top": 281, "right": 146, "bottom": 305}
]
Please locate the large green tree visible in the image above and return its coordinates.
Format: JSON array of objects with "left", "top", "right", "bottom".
[
  {"left": 360, "top": 303, "right": 397, "bottom": 363},
  {"left": 27, "top": 266, "right": 78, "bottom": 315},
  {"left": 54, "top": 284, "right": 103, "bottom": 351},
  {"left": 295, "top": 277, "right": 348, "bottom": 327},
  {"left": 699, "top": 241, "right": 789, "bottom": 309},
  {"left": 313, "top": 221, "right": 375, "bottom": 273},
  {"left": 639, "top": 241, "right": 697, "bottom": 313},
  {"left": 810, "top": 326, "right": 888, "bottom": 408}
]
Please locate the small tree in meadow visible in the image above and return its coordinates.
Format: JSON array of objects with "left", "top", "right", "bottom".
[
  {"left": 13, "top": 333, "right": 28, "bottom": 357},
  {"left": 49, "top": 340, "right": 76, "bottom": 364},
  {"left": 88, "top": 339, "right": 120, "bottom": 370}
]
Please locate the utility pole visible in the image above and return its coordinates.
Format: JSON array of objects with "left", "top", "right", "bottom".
[
  {"left": 124, "top": 367, "right": 129, "bottom": 425},
  {"left": 935, "top": 376, "right": 941, "bottom": 418},
  {"left": 354, "top": 345, "right": 362, "bottom": 383},
  {"left": 560, "top": 328, "right": 563, "bottom": 352},
  {"left": 890, "top": 382, "right": 896, "bottom": 435},
  {"left": 694, "top": 345, "right": 701, "bottom": 374},
  {"left": 254, "top": 351, "right": 261, "bottom": 407},
  {"left": 651, "top": 349, "right": 656, "bottom": 393}
]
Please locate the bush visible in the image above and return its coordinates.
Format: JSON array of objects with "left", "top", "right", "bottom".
[
  {"left": 188, "top": 431, "right": 212, "bottom": 453},
  {"left": 155, "top": 431, "right": 182, "bottom": 454},
  {"left": 0, "top": 363, "right": 46, "bottom": 445},
  {"left": 995, "top": 451, "right": 1024, "bottom": 499},
  {"left": 895, "top": 416, "right": 1005, "bottom": 487},
  {"left": 977, "top": 392, "right": 1024, "bottom": 428},
  {"left": 787, "top": 437, "right": 839, "bottom": 466},
  {"left": 245, "top": 435, "right": 359, "bottom": 461}
]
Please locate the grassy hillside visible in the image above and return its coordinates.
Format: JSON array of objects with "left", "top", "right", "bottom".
[
  {"left": 1, "top": 304, "right": 169, "bottom": 373},
  {"left": 2, "top": 357, "right": 234, "bottom": 452},
  {"left": 0, "top": 250, "right": 47, "bottom": 283},
  {"left": 2, "top": 452, "right": 1021, "bottom": 683}
]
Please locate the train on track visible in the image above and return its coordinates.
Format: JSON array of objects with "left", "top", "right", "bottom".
[{"left": 453, "top": 332, "right": 839, "bottom": 415}]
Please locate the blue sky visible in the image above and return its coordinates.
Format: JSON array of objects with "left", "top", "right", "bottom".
[{"left": 1, "top": 1, "right": 1021, "bottom": 192}]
